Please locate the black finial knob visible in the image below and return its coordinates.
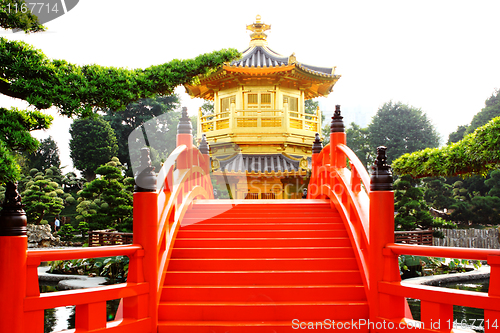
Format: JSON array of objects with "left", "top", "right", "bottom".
[
  {"left": 0, "top": 181, "right": 27, "bottom": 236},
  {"left": 134, "top": 147, "right": 157, "bottom": 192},
  {"left": 370, "top": 146, "right": 393, "bottom": 191},
  {"left": 330, "top": 105, "right": 344, "bottom": 133},
  {"left": 312, "top": 133, "right": 323, "bottom": 153},
  {"left": 199, "top": 133, "right": 209, "bottom": 155},
  {"left": 177, "top": 107, "right": 192, "bottom": 134}
]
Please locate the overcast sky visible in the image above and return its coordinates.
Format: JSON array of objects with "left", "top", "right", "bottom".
[{"left": 2, "top": 0, "right": 500, "bottom": 172}]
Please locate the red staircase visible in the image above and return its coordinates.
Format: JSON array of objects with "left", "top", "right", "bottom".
[{"left": 158, "top": 199, "right": 369, "bottom": 332}]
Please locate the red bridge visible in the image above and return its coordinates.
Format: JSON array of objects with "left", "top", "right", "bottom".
[{"left": 1, "top": 113, "right": 499, "bottom": 333}]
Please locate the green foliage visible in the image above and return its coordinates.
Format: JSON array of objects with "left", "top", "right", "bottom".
[
  {"left": 48, "top": 256, "right": 129, "bottom": 283},
  {"left": 422, "top": 177, "right": 455, "bottom": 210},
  {"left": 465, "top": 89, "right": 500, "bottom": 135},
  {"left": 393, "top": 116, "right": 500, "bottom": 178},
  {"left": 485, "top": 169, "right": 500, "bottom": 197},
  {"left": 394, "top": 175, "right": 456, "bottom": 235},
  {"left": 447, "top": 125, "right": 468, "bottom": 144},
  {"left": 77, "top": 221, "right": 89, "bottom": 238},
  {"left": 75, "top": 157, "right": 133, "bottom": 231},
  {"left": 201, "top": 100, "right": 214, "bottom": 116},
  {"left": 0, "top": 107, "right": 52, "bottom": 184},
  {"left": 0, "top": 0, "right": 45, "bottom": 33},
  {"left": 57, "top": 223, "right": 76, "bottom": 242},
  {"left": 70, "top": 117, "right": 118, "bottom": 181},
  {"left": 0, "top": 37, "right": 240, "bottom": 117},
  {"left": 321, "top": 123, "right": 330, "bottom": 146},
  {"left": 22, "top": 167, "right": 67, "bottom": 224},
  {"left": 399, "top": 255, "right": 481, "bottom": 279},
  {"left": 346, "top": 122, "right": 372, "bottom": 168},
  {"left": 22, "top": 136, "right": 60, "bottom": 173},
  {"left": 103, "top": 95, "right": 180, "bottom": 174},
  {"left": 368, "top": 101, "right": 440, "bottom": 164}
]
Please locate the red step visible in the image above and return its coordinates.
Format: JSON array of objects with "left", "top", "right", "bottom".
[
  {"left": 167, "top": 258, "right": 359, "bottom": 271},
  {"left": 161, "top": 284, "right": 366, "bottom": 302},
  {"left": 158, "top": 320, "right": 369, "bottom": 333},
  {"left": 158, "top": 301, "right": 368, "bottom": 321}
]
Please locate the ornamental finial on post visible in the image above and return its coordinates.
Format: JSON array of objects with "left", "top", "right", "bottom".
[
  {"left": 177, "top": 107, "right": 192, "bottom": 135},
  {"left": 330, "top": 105, "right": 344, "bottom": 133},
  {"left": 370, "top": 146, "right": 393, "bottom": 191},
  {"left": 312, "top": 133, "right": 323, "bottom": 154},
  {"left": 0, "top": 181, "right": 27, "bottom": 236},
  {"left": 134, "top": 147, "right": 157, "bottom": 192},
  {"left": 199, "top": 133, "right": 209, "bottom": 155}
]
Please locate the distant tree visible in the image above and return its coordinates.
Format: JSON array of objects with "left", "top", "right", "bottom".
[
  {"left": 465, "top": 89, "right": 500, "bottom": 135},
  {"left": 447, "top": 89, "right": 500, "bottom": 144},
  {"left": 103, "top": 95, "right": 180, "bottom": 173},
  {"left": 75, "top": 157, "right": 134, "bottom": 231},
  {"left": 23, "top": 136, "right": 61, "bottom": 172},
  {"left": 69, "top": 117, "right": 118, "bottom": 181},
  {"left": 346, "top": 122, "right": 372, "bottom": 169},
  {"left": 201, "top": 100, "right": 214, "bottom": 116},
  {"left": 394, "top": 175, "right": 455, "bottom": 237},
  {"left": 469, "top": 196, "right": 500, "bottom": 225},
  {"left": 447, "top": 125, "right": 468, "bottom": 144},
  {"left": 368, "top": 101, "right": 440, "bottom": 164},
  {"left": 485, "top": 169, "right": 500, "bottom": 197},
  {"left": 22, "top": 168, "right": 66, "bottom": 224},
  {"left": 422, "top": 177, "right": 455, "bottom": 210},
  {"left": 61, "top": 171, "right": 85, "bottom": 192}
]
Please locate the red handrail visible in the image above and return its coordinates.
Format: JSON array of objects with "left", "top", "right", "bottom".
[
  {"left": 0, "top": 124, "right": 214, "bottom": 333},
  {"left": 309, "top": 135, "right": 500, "bottom": 332}
]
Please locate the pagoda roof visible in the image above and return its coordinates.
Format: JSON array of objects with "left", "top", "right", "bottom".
[
  {"left": 230, "top": 45, "right": 336, "bottom": 77},
  {"left": 214, "top": 153, "right": 311, "bottom": 174},
  {"left": 184, "top": 16, "right": 340, "bottom": 100}
]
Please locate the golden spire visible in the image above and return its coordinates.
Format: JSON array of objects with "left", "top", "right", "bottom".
[{"left": 246, "top": 15, "right": 271, "bottom": 44}]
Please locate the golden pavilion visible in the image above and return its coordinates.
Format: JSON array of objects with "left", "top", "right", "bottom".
[{"left": 185, "top": 15, "right": 340, "bottom": 199}]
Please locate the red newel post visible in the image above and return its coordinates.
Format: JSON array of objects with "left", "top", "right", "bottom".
[
  {"left": 368, "top": 147, "right": 401, "bottom": 320},
  {"left": 309, "top": 133, "right": 323, "bottom": 198},
  {"left": 199, "top": 133, "right": 211, "bottom": 175},
  {"left": 132, "top": 148, "right": 158, "bottom": 332},
  {"left": 330, "top": 105, "right": 346, "bottom": 168},
  {"left": 177, "top": 106, "right": 193, "bottom": 170},
  {"left": 0, "top": 182, "right": 28, "bottom": 333}
]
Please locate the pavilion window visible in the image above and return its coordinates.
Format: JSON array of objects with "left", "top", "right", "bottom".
[
  {"left": 220, "top": 96, "right": 232, "bottom": 113},
  {"left": 284, "top": 96, "right": 298, "bottom": 112},
  {"left": 261, "top": 93, "right": 272, "bottom": 108},
  {"left": 245, "top": 92, "right": 274, "bottom": 109}
]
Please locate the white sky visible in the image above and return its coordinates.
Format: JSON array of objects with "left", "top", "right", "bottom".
[{"left": 2, "top": 0, "right": 500, "bottom": 172}]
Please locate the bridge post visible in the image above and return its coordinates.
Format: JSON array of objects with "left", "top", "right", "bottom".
[
  {"left": 368, "top": 147, "right": 403, "bottom": 321},
  {"left": 309, "top": 133, "right": 323, "bottom": 198},
  {"left": 0, "top": 182, "right": 27, "bottom": 333},
  {"left": 199, "top": 133, "right": 211, "bottom": 175},
  {"left": 330, "top": 105, "right": 346, "bottom": 168},
  {"left": 133, "top": 149, "right": 158, "bottom": 332},
  {"left": 177, "top": 106, "right": 194, "bottom": 170}
]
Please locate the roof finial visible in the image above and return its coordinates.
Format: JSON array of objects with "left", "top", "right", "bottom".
[{"left": 246, "top": 15, "right": 271, "bottom": 45}]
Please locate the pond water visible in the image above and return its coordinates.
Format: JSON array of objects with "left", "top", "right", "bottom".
[
  {"left": 41, "top": 283, "right": 120, "bottom": 333},
  {"left": 407, "top": 279, "right": 489, "bottom": 333}
]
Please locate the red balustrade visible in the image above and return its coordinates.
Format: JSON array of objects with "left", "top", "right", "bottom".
[
  {"left": 0, "top": 108, "right": 213, "bottom": 333},
  {"left": 308, "top": 122, "right": 500, "bottom": 331}
]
